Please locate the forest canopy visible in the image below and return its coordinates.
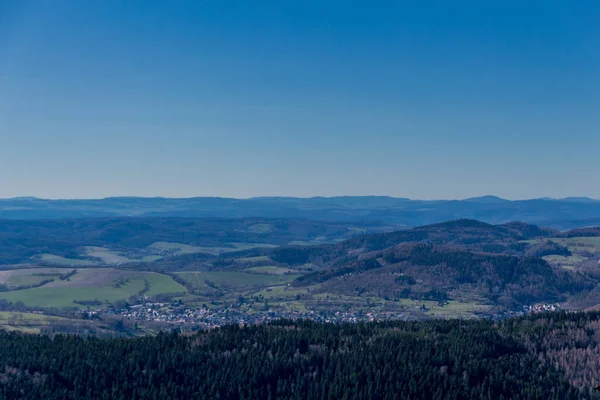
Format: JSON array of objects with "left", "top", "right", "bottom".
[{"left": 1, "top": 312, "right": 600, "bottom": 399}]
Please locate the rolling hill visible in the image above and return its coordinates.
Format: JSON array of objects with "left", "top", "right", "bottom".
[
  {"left": 0, "top": 217, "right": 392, "bottom": 266},
  {"left": 218, "top": 220, "right": 598, "bottom": 309},
  {"left": 2, "top": 196, "right": 600, "bottom": 229},
  {"left": 0, "top": 217, "right": 599, "bottom": 321}
]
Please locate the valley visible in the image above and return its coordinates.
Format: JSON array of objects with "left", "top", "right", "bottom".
[
  {"left": 4, "top": 2, "right": 597, "bottom": 396},
  {"left": 0, "top": 217, "right": 598, "bottom": 335}
]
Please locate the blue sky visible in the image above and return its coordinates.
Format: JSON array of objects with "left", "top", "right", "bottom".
[{"left": 0, "top": 1, "right": 598, "bottom": 199}]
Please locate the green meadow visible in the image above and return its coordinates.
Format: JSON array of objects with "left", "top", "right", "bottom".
[
  {"left": 176, "top": 271, "right": 298, "bottom": 291},
  {"left": 0, "top": 268, "right": 185, "bottom": 308},
  {"left": 245, "top": 266, "right": 297, "bottom": 275}
]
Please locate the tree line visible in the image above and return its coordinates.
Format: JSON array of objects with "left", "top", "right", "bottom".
[{"left": 2, "top": 313, "right": 600, "bottom": 399}]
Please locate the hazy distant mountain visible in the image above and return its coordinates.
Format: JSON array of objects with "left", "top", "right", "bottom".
[
  {"left": 559, "top": 197, "right": 598, "bottom": 203},
  {"left": 462, "top": 195, "right": 511, "bottom": 204},
  {"left": 1, "top": 196, "right": 600, "bottom": 229}
]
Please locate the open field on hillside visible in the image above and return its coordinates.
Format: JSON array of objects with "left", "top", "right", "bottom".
[
  {"left": 84, "top": 246, "right": 133, "bottom": 264},
  {"left": 236, "top": 256, "right": 272, "bottom": 263},
  {"left": 246, "top": 223, "right": 272, "bottom": 233},
  {"left": 422, "top": 300, "right": 491, "bottom": 318},
  {"left": 149, "top": 242, "right": 278, "bottom": 256},
  {"left": 305, "top": 294, "right": 490, "bottom": 318},
  {"left": 0, "top": 311, "right": 121, "bottom": 336},
  {"left": 524, "top": 237, "right": 600, "bottom": 253},
  {"left": 543, "top": 255, "right": 589, "bottom": 270},
  {"left": 0, "top": 268, "right": 186, "bottom": 308},
  {"left": 549, "top": 237, "right": 600, "bottom": 253},
  {"left": 143, "top": 273, "right": 187, "bottom": 297},
  {"left": 206, "top": 282, "right": 492, "bottom": 318},
  {"left": 3, "top": 274, "right": 52, "bottom": 288},
  {"left": 176, "top": 271, "right": 299, "bottom": 292},
  {"left": 245, "top": 266, "right": 297, "bottom": 275},
  {"left": 28, "top": 242, "right": 281, "bottom": 269},
  {"left": 253, "top": 285, "right": 309, "bottom": 299},
  {"left": 35, "top": 254, "right": 96, "bottom": 266},
  {"left": 288, "top": 240, "right": 331, "bottom": 246},
  {"left": 35, "top": 248, "right": 160, "bottom": 267},
  {"left": 0, "top": 268, "right": 68, "bottom": 288},
  {"left": 522, "top": 237, "right": 600, "bottom": 270},
  {"left": 149, "top": 242, "right": 220, "bottom": 255},
  {"left": 229, "top": 243, "right": 279, "bottom": 251},
  {"left": 0, "top": 311, "right": 78, "bottom": 334}
]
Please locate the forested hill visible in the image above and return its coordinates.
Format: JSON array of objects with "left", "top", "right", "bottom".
[
  {"left": 0, "top": 218, "right": 391, "bottom": 265},
  {"left": 291, "top": 243, "right": 590, "bottom": 307},
  {"left": 261, "top": 220, "right": 593, "bottom": 308},
  {"left": 1, "top": 312, "right": 600, "bottom": 399},
  {"left": 0, "top": 217, "right": 389, "bottom": 248},
  {"left": 270, "top": 219, "right": 559, "bottom": 266},
  {"left": 327, "top": 219, "right": 555, "bottom": 256}
]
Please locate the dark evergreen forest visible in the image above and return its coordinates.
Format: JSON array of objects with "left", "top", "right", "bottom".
[{"left": 2, "top": 312, "right": 600, "bottom": 399}]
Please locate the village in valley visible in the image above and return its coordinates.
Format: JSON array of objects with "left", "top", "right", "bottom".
[{"left": 88, "top": 297, "right": 564, "bottom": 331}]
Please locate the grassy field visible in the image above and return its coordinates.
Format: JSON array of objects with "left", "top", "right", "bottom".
[
  {"left": 237, "top": 256, "right": 272, "bottom": 263},
  {"left": 229, "top": 243, "right": 278, "bottom": 251},
  {"left": 542, "top": 254, "right": 589, "bottom": 270},
  {"left": 84, "top": 246, "right": 132, "bottom": 264},
  {"left": 284, "top": 289, "right": 492, "bottom": 318},
  {"left": 288, "top": 240, "right": 323, "bottom": 246},
  {"left": 423, "top": 300, "right": 491, "bottom": 318},
  {"left": 0, "top": 311, "right": 119, "bottom": 335},
  {"left": 34, "top": 247, "right": 167, "bottom": 267},
  {"left": 0, "top": 311, "right": 74, "bottom": 334},
  {"left": 547, "top": 237, "right": 600, "bottom": 253},
  {"left": 246, "top": 223, "right": 273, "bottom": 233},
  {"left": 84, "top": 246, "right": 161, "bottom": 264},
  {"left": 0, "top": 268, "right": 186, "bottom": 308},
  {"left": 35, "top": 249, "right": 149, "bottom": 267},
  {"left": 149, "top": 242, "right": 216, "bottom": 255},
  {"left": 176, "top": 271, "right": 298, "bottom": 292},
  {"left": 523, "top": 237, "right": 600, "bottom": 270},
  {"left": 35, "top": 254, "right": 96, "bottom": 266},
  {"left": 30, "top": 241, "right": 280, "bottom": 268},
  {"left": 253, "top": 285, "right": 309, "bottom": 299},
  {"left": 0, "top": 268, "right": 67, "bottom": 287},
  {"left": 3, "top": 274, "right": 57, "bottom": 289},
  {"left": 144, "top": 273, "right": 186, "bottom": 297},
  {"left": 525, "top": 237, "right": 600, "bottom": 253},
  {"left": 245, "top": 266, "right": 297, "bottom": 275},
  {"left": 149, "top": 242, "right": 277, "bottom": 256}
]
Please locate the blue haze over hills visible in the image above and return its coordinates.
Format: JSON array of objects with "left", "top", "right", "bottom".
[{"left": 1, "top": 196, "right": 599, "bottom": 230}]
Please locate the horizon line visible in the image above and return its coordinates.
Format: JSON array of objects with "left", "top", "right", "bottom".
[{"left": 1, "top": 195, "right": 598, "bottom": 202}]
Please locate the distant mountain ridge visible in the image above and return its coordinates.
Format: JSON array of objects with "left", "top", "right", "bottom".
[
  {"left": 463, "top": 195, "right": 511, "bottom": 203},
  {"left": 1, "top": 196, "right": 600, "bottom": 229}
]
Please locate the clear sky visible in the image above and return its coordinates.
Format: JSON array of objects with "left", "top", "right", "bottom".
[{"left": 0, "top": 1, "right": 598, "bottom": 199}]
